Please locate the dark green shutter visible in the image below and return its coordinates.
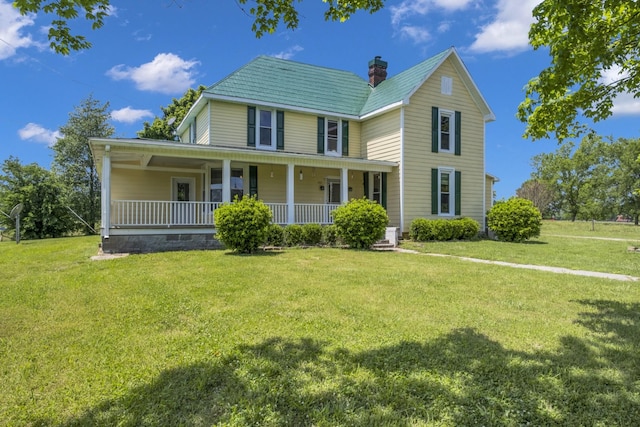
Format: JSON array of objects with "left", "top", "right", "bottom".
[
  {"left": 247, "top": 106, "right": 256, "bottom": 147},
  {"left": 382, "top": 172, "right": 387, "bottom": 210},
  {"left": 363, "top": 172, "right": 369, "bottom": 199},
  {"left": 342, "top": 120, "right": 349, "bottom": 156},
  {"left": 454, "top": 111, "right": 461, "bottom": 156},
  {"left": 249, "top": 165, "right": 258, "bottom": 197},
  {"left": 455, "top": 171, "right": 461, "bottom": 215},
  {"left": 431, "top": 107, "right": 439, "bottom": 153},
  {"left": 431, "top": 168, "right": 439, "bottom": 214},
  {"left": 276, "top": 110, "right": 284, "bottom": 150},
  {"left": 317, "top": 117, "right": 325, "bottom": 154}
]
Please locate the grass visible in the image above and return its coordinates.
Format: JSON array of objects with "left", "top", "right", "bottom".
[
  {"left": 402, "top": 220, "right": 640, "bottom": 277},
  {"left": 1, "top": 229, "right": 640, "bottom": 426}
]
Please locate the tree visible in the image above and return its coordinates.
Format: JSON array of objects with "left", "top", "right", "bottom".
[
  {"left": 53, "top": 95, "right": 114, "bottom": 234},
  {"left": 518, "top": 0, "right": 640, "bottom": 141},
  {"left": 13, "top": 1, "right": 384, "bottom": 55},
  {"left": 515, "top": 179, "right": 555, "bottom": 218},
  {"left": 609, "top": 138, "right": 640, "bottom": 224},
  {"left": 531, "top": 136, "right": 612, "bottom": 221},
  {"left": 0, "top": 157, "right": 74, "bottom": 239},
  {"left": 137, "top": 85, "right": 206, "bottom": 141},
  {"left": 487, "top": 197, "right": 542, "bottom": 243}
]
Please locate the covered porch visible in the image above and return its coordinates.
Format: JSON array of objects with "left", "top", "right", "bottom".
[{"left": 90, "top": 138, "right": 396, "bottom": 252}]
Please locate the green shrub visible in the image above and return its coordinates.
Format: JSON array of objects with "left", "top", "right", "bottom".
[
  {"left": 410, "top": 218, "right": 434, "bottom": 241},
  {"left": 264, "top": 223, "right": 284, "bottom": 246},
  {"left": 457, "top": 217, "right": 480, "bottom": 240},
  {"left": 331, "top": 198, "right": 388, "bottom": 249},
  {"left": 302, "top": 223, "right": 323, "bottom": 246},
  {"left": 321, "top": 224, "right": 339, "bottom": 246},
  {"left": 487, "top": 197, "right": 542, "bottom": 242},
  {"left": 214, "top": 196, "right": 272, "bottom": 253},
  {"left": 410, "top": 217, "right": 480, "bottom": 241},
  {"left": 283, "top": 224, "right": 304, "bottom": 246},
  {"left": 431, "top": 219, "right": 453, "bottom": 241}
]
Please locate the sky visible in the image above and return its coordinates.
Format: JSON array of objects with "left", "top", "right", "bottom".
[{"left": 1, "top": 0, "right": 639, "bottom": 199}]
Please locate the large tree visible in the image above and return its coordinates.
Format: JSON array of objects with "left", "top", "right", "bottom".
[
  {"left": 519, "top": 0, "right": 640, "bottom": 141},
  {"left": 0, "top": 157, "right": 74, "bottom": 239},
  {"left": 52, "top": 95, "right": 114, "bottom": 234},
  {"left": 609, "top": 138, "right": 640, "bottom": 224},
  {"left": 515, "top": 179, "right": 555, "bottom": 218},
  {"left": 13, "top": 0, "right": 384, "bottom": 54},
  {"left": 531, "top": 136, "right": 612, "bottom": 221},
  {"left": 138, "top": 85, "right": 206, "bottom": 141}
]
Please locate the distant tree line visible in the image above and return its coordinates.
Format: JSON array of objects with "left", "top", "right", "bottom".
[{"left": 516, "top": 135, "right": 640, "bottom": 224}]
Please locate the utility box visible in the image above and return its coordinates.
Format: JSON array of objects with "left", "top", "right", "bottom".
[{"left": 385, "top": 227, "right": 399, "bottom": 247}]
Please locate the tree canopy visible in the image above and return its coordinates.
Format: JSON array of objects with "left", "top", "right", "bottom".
[
  {"left": 518, "top": 0, "right": 640, "bottom": 141},
  {"left": 13, "top": 0, "right": 384, "bottom": 54}
]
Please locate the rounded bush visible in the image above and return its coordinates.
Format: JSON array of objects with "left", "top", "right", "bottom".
[
  {"left": 457, "top": 217, "right": 480, "bottom": 240},
  {"left": 283, "top": 224, "right": 304, "bottom": 246},
  {"left": 214, "top": 196, "right": 272, "bottom": 253},
  {"left": 264, "top": 223, "right": 284, "bottom": 246},
  {"left": 410, "top": 218, "right": 434, "bottom": 241},
  {"left": 487, "top": 197, "right": 542, "bottom": 242},
  {"left": 331, "top": 198, "right": 388, "bottom": 249},
  {"left": 431, "top": 219, "right": 453, "bottom": 241},
  {"left": 321, "top": 224, "right": 339, "bottom": 246},
  {"left": 410, "top": 217, "right": 480, "bottom": 241},
  {"left": 302, "top": 223, "right": 323, "bottom": 246}
]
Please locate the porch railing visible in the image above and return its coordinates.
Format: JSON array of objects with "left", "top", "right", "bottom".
[{"left": 111, "top": 200, "right": 338, "bottom": 227}]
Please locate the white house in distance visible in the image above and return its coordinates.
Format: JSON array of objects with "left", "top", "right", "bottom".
[{"left": 90, "top": 47, "right": 496, "bottom": 253}]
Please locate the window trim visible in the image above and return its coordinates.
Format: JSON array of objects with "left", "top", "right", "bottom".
[
  {"left": 256, "top": 108, "right": 277, "bottom": 151},
  {"left": 438, "top": 109, "right": 455, "bottom": 153},
  {"left": 438, "top": 167, "right": 455, "bottom": 217},
  {"left": 324, "top": 118, "right": 342, "bottom": 157}
]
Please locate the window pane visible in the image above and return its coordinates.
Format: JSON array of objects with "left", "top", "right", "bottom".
[
  {"left": 440, "top": 173, "right": 449, "bottom": 193},
  {"left": 440, "top": 194, "right": 450, "bottom": 214},
  {"left": 211, "top": 168, "right": 222, "bottom": 202},
  {"left": 440, "top": 115, "right": 450, "bottom": 151}
]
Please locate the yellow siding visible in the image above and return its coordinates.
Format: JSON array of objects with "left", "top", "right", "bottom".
[
  {"left": 111, "top": 168, "right": 203, "bottom": 201},
  {"left": 402, "top": 57, "right": 486, "bottom": 229},
  {"left": 210, "top": 101, "right": 246, "bottom": 147},
  {"left": 196, "top": 105, "right": 209, "bottom": 145},
  {"left": 361, "top": 110, "right": 401, "bottom": 228}
]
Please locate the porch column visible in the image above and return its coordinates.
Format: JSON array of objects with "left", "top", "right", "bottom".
[
  {"left": 222, "top": 159, "right": 231, "bottom": 203},
  {"left": 341, "top": 167, "right": 349, "bottom": 204},
  {"left": 101, "top": 145, "right": 111, "bottom": 239},
  {"left": 287, "top": 163, "right": 295, "bottom": 224}
]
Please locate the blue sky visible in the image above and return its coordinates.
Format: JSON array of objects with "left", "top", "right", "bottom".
[{"left": 1, "top": 0, "right": 639, "bottom": 199}]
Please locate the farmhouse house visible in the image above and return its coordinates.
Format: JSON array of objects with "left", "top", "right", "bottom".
[{"left": 90, "top": 47, "right": 496, "bottom": 253}]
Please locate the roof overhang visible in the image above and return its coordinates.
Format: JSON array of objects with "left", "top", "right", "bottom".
[{"left": 90, "top": 138, "right": 397, "bottom": 179}]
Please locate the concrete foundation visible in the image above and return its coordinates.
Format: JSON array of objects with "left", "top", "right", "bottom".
[{"left": 101, "top": 233, "right": 224, "bottom": 254}]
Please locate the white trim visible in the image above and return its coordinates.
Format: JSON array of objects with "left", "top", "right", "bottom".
[
  {"left": 399, "top": 107, "right": 405, "bottom": 232},
  {"left": 101, "top": 145, "right": 111, "bottom": 239},
  {"left": 255, "top": 108, "right": 277, "bottom": 151},
  {"left": 360, "top": 101, "right": 405, "bottom": 120},
  {"left": 287, "top": 164, "right": 295, "bottom": 224},
  {"left": 437, "top": 167, "right": 456, "bottom": 217},
  {"left": 324, "top": 118, "right": 342, "bottom": 157},
  {"left": 438, "top": 109, "right": 455, "bottom": 153}
]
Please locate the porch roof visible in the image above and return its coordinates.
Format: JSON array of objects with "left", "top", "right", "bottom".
[{"left": 89, "top": 138, "right": 397, "bottom": 179}]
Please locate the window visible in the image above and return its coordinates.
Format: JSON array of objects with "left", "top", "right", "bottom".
[
  {"left": 247, "top": 107, "right": 284, "bottom": 150},
  {"left": 210, "top": 168, "right": 244, "bottom": 202},
  {"left": 317, "top": 118, "right": 349, "bottom": 156},
  {"left": 372, "top": 173, "right": 382, "bottom": 205},
  {"left": 439, "top": 110, "right": 454, "bottom": 153},
  {"left": 431, "top": 107, "right": 461, "bottom": 155},
  {"left": 432, "top": 168, "right": 461, "bottom": 216}
]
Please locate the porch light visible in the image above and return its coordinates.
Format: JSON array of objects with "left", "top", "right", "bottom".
[
  {"left": 349, "top": 187, "right": 353, "bottom": 192},
  {"left": 299, "top": 170, "right": 303, "bottom": 180},
  {"left": 320, "top": 185, "right": 325, "bottom": 191}
]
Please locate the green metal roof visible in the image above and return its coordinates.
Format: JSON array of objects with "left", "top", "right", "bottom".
[{"left": 204, "top": 48, "right": 457, "bottom": 118}]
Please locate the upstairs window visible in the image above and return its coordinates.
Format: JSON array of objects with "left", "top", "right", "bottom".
[
  {"left": 317, "top": 117, "right": 349, "bottom": 157},
  {"left": 247, "top": 107, "right": 284, "bottom": 150},
  {"left": 440, "top": 111, "right": 453, "bottom": 152},
  {"left": 431, "top": 106, "right": 461, "bottom": 155}
]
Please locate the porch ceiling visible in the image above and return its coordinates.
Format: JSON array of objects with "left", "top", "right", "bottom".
[{"left": 90, "top": 138, "right": 397, "bottom": 177}]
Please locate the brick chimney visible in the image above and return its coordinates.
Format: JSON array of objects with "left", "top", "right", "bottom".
[{"left": 368, "top": 56, "right": 388, "bottom": 87}]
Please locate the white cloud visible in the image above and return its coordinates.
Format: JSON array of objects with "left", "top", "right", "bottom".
[
  {"left": 390, "top": 0, "right": 475, "bottom": 26},
  {"left": 111, "top": 107, "right": 154, "bottom": 124},
  {"left": 0, "top": 0, "right": 38, "bottom": 60},
  {"left": 399, "top": 26, "right": 431, "bottom": 44},
  {"left": 468, "top": 0, "right": 541, "bottom": 54},
  {"left": 18, "top": 123, "right": 61, "bottom": 146},
  {"left": 272, "top": 45, "right": 303, "bottom": 60},
  {"left": 601, "top": 66, "right": 640, "bottom": 116},
  {"left": 106, "top": 53, "right": 199, "bottom": 95}
]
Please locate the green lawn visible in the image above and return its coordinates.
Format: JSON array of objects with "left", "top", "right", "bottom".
[{"left": 1, "top": 230, "right": 640, "bottom": 426}]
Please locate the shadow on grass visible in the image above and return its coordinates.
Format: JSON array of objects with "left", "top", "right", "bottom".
[{"left": 55, "top": 301, "right": 640, "bottom": 426}]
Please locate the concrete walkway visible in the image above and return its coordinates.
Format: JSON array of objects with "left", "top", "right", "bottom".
[{"left": 394, "top": 248, "right": 639, "bottom": 282}]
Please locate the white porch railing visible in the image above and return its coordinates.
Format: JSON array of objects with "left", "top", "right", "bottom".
[{"left": 111, "top": 200, "right": 338, "bottom": 227}]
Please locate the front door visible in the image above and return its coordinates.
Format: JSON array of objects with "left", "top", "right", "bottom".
[{"left": 172, "top": 177, "right": 195, "bottom": 224}]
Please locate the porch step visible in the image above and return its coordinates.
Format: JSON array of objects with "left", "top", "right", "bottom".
[{"left": 372, "top": 239, "right": 396, "bottom": 250}]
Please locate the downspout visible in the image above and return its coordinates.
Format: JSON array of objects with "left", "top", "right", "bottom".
[{"left": 399, "top": 107, "right": 405, "bottom": 233}]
